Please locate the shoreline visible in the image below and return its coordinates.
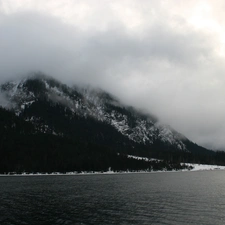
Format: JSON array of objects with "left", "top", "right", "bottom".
[{"left": 1, "top": 163, "right": 225, "bottom": 177}]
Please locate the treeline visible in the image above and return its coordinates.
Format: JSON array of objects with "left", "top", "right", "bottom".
[
  {"left": 0, "top": 107, "right": 189, "bottom": 173},
  {"left": 0, "top": 132, "right": 191, "bottom": 173}
]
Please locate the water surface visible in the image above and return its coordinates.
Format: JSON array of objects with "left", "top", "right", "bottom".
[{"left": 1, "top": 171, "right": 225, "bottom": 225}]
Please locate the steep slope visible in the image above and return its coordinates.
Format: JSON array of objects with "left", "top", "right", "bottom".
[
  {"left": 1, "top": 73, "right": 224, "bottom": 172},
  {"left": 0, "top": 106, "right": 193, "bottom": 173},
  {"left": 1, "top": 73, "right": 187, "bottom": 153}
]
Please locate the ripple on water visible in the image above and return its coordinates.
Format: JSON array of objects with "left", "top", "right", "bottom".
[{"left": 1, "top": 171, "right": 225, "bottom": 225}]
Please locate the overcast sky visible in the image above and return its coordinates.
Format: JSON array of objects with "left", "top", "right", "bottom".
[{"left": 1, "top": 0, "right": 225, "bottom": 149}]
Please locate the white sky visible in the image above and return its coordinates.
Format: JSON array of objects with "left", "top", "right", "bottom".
[{"left": 1, "top": 0, "right": 225, "bottom": 149}]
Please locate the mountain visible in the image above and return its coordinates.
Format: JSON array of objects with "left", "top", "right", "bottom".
[
  {"left": 0, "top": 73, "right": 187, "bottom": 149},
  {"left": 0, "top": 73, "right": 223, "bottom": 173}
]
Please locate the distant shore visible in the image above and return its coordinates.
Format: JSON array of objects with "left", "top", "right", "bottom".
[{"left": 1, "top": 163, "right": 225, "bottom": 176}]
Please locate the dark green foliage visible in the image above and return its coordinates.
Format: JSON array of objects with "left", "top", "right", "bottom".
[
  {"left": 19, "top": 98, "right": 157, "bottom": 157},
  {"left": 0, "top": 105, "right": 223, "bottom": 174},
  {"left": 0, "top": 107, "right": 35, "bottom": 135},
  {"left": 24, "top": 79, "right": 47, "bottom": 96}
]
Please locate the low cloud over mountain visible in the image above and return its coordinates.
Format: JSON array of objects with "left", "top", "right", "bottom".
[{"left": 1, "top": 0, "right": 225, "bottom": 149}]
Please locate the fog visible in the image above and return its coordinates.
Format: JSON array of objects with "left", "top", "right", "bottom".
[{"left": 1, "top": 0, "right": 225, "bottom": 150}]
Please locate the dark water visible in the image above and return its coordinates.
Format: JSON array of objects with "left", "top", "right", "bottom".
[{"left": 1, "top": 171, "right": 225, "bottom": 225}]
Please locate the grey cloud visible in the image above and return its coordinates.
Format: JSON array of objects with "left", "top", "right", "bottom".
[
  {"left": 0, "top": 11, "right": 224, "bottom": 150},
  {"left": 0, "top": 12, "right": 211, "bottom": 80}
]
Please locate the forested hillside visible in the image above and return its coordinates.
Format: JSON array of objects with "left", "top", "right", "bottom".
[{"left": 1, "top": 75, "right": 225, "bottom": 173}]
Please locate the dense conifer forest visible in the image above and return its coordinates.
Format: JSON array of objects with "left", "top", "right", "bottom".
[{"left": 1, "top": 106, "right": 225, "bottom": 174}]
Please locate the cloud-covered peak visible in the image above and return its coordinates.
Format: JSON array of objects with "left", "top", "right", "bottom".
[{"left": 1, "top": 0, "right": 225, "bottom": 149}]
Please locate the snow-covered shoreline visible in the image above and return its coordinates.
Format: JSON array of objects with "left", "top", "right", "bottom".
[
  {"left": 0, "top": 163, "right": 225, "bottom": 177},
  {"left": 183, "top": 163, "right": 225, "bottom": 171}
]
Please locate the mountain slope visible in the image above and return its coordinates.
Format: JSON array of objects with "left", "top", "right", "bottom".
[
  {"left": 0, "top": 106, "right": 193, "bottom": 173},
  {"left": 1, "top": 74, "right": 187, "bottom": 150},
  {"left": 0, "top": 73, "right": 222, "bottom": 172}
]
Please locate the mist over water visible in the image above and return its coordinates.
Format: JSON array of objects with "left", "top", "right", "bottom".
[{"left": 1, "top": 172, "right": 225, "bottom": 225}]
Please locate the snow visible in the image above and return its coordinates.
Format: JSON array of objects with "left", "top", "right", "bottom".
[
  {"left": 127, "top": 155, "right": 161, "bottom": 162},
  {"left": 21, "top": 100, "right": 35, "bottom": 110},
  {"left": 127, "top": 155, "right": 225, "bottom": 171},
  {"left": 158, "top": 125, "right": 186, "bottom": 150},
  {"left": 183, "top": 163, "right": 225, "bottom": 171},
  {"left": 51, "top": 86, "right": 63, "bottom": 95},
  {"left": 44, "top": 80, "right": 50, "bottom": 89},
  {"left": 10, "top": 81, "right": 20, "bottom": 97}
]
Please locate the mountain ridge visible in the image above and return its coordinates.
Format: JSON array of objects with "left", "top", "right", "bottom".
[
  {"left": 1, "top": 73, "right": 224, "bottom": 173},
  {"left": 0, "top": 73, "right": 188, "bottom": 150}
]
